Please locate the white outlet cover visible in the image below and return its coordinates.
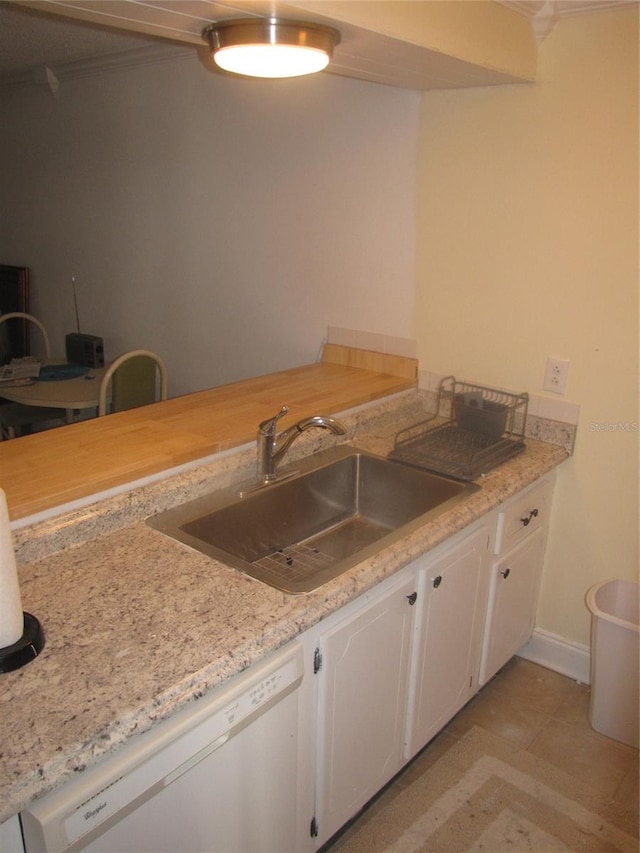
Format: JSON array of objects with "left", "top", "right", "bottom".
[{"left": 543, "top": 356, "right": 570, "bottom": 395}]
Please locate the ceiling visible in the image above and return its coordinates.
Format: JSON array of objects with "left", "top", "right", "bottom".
[
  {"left": 0, "top": 3, "right": 189, "bottom": 82},
  {"left": 0, "top": 0, "right": 635, "bottom": 90}
]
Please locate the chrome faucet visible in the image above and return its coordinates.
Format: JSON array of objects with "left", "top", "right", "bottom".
[{"left": 257, "top": 405, "right": 347, "bottom": 482}]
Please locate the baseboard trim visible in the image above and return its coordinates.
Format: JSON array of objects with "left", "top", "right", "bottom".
[{"left": 517, "top": 628, "right": 591, "bottom": 685}]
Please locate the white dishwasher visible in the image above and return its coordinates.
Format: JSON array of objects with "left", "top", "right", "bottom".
[{"left": 20, "top": 643, "right": 304, "bottom": 853}]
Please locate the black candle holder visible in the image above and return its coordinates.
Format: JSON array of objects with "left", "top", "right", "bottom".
[{"left": 0, "top": 613, "right": 45, "bottom": 673}]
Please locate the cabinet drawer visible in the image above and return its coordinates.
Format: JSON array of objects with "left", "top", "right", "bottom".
[{"left": 494, "top": 474, "right": 554, "bottom": 555}]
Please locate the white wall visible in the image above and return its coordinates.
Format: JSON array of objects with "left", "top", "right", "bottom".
[
  {"left": 0, "top": 56, "right": 420, "bottom": 396},
  {"left": 415, "top": 8, "right": 639, "bottom": 646}
]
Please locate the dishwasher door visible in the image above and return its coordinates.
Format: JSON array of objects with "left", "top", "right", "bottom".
[{"left": 21, "top": 643, "right": 304, "bottom": 853}]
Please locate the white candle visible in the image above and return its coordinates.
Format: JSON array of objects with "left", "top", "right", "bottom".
[{"left": 0, "top": 488, "right": 23, "bottom": 648}]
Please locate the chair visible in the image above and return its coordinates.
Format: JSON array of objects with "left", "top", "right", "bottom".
[
  {"left": 98, "top": 349, "right": 168, "bottom": 416},
  {"left": 0, "top": 311, "right": 52, "bottom": 359},
  {"left": 0, "top": 312, "right": 66, "bottom": 439}
]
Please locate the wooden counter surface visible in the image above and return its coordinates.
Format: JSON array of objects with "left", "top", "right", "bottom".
[{"left": 0, "top": 354, "right": 416, "bottom": 521}]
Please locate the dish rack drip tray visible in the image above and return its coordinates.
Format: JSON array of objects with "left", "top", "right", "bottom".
[{"left": 390, "top": 376, "right": 528, "bottom": 481}]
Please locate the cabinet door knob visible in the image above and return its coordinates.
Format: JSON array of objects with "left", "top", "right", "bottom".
[
  {"left": 406, "top": 592, "right": 418, "bottom": 605},
  {"left": 520, "top": 508, "right": 539, "bottom": 527},
  {"left": 433, "top": 575, "right": 442, "bottom": 589},
  {"left": 500, "top": 568, "right": 511, "bottom": 579}
]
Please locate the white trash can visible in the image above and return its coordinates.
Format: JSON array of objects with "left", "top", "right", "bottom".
[{"left": 586, "top": 578, "right": 639, "bottom": 748}]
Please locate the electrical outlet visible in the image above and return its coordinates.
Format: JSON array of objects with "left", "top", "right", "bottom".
[{"left": 543, "top": 356, "right": 570, "bottom": 395}]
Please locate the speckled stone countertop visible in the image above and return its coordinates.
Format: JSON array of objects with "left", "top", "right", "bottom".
[{"left": 0, "top": 391, "right": 569, "bottom": 824}]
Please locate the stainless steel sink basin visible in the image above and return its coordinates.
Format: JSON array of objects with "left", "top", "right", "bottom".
[{"left": 148, "top": 446, "right": 478, "bottom": 594}]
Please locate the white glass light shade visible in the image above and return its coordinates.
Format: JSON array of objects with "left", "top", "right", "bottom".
[
  {"left": 203, "top": 19, "right": 340, "bottom": 79},
  {"left": 214, "top": 44, "right": 330, "bottom": 78}
]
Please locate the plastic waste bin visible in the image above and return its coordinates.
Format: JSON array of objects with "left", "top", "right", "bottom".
[{"left": 586, "top": 578, "right": 639, "bottom": 748}]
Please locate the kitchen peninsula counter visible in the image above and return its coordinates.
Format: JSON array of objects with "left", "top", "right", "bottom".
[
  {"left": 0, "top": 383, "right": 569, "bottom": 824},
  {"left": 1, "top": 346, "right": 417, "bottom": 522}
]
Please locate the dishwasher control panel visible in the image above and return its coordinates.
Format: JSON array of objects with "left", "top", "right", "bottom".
[{"left": 224, "top": 667, "right": 291, "bottom": 727}]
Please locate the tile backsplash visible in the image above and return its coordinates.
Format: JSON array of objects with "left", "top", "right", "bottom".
[
  {"left": 418, "top": 369, "right": 579, "bottom": 454},
  {"left": 323, "top": 333, "right": 578, "bottom": 455},
  {"left": 327, "top": 326, "right": 417, "bottom": 359}
]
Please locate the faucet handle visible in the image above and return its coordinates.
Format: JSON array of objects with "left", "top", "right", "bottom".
[{"left": 258, "top": 405, "right": 288, "bottom": 436}]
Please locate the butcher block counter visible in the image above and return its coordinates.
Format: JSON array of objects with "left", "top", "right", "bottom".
[{"left": 1, "top": 345, "right": 417, "bottom": 522}]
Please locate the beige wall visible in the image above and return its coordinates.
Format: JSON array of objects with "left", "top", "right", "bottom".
[{"left": 415, "top": 8, "right": 639, "bottom": 646}]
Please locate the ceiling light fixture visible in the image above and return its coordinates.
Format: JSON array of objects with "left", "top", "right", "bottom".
[{"left": 202, "top": 19, "right": 341, "bottom": 79}]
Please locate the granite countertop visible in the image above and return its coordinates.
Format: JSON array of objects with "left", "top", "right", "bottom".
[{"left": 0, "top": 394, "right": 569, "bottom": 824}]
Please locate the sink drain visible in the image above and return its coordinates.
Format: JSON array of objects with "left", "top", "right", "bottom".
[{"left": 252, "top": 544, "right": 335, "bottom": 583}]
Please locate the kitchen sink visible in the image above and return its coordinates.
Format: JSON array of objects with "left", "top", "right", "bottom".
[{"left": 147, "top": 446, "right": 478, "bottom": 594}]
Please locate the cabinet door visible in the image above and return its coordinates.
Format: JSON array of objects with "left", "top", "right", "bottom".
[
  {"left": 405, "top": 527, "right": 489, "bottom": 759},
  {"left": 479, "top": 527, "right": 545, "bottom": 685},
  {"left": 315, "top": 573, "right": 416, "bottom": 845}
]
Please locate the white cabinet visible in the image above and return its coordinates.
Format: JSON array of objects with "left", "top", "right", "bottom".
[
  {"left": 479, "top": 474, "right": 554, "bottom": 686},
  {"left": 313, "top": 571, "right": 416, "bottom": 846},
  {"left": 405, "top": 524, "right": 491, "bottom": 759},
  {"left": 311, "top": 473, "right": 555, "bottom": 847}
]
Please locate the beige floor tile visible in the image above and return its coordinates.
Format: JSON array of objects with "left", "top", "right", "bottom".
[
  {"left": 489, "top": 656, "right": 584, "bottom": 716},
  {"left": 398, "top": 730, "right": 458, "bottom": 788},
  {"left": 552, "top": 681, "right": 592, "bottom": 727},
  {"left": 527, "top": 717, "right": 638, "bottom": 800},
  {"left": 614, "top": 752, "right": 639, "bottom": 811},
  {"left": 445, "top": 681, "right": 551, "bottom": 748}
]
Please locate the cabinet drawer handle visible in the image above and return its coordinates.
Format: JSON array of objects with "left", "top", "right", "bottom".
[
  {"left": 520, "top": 508, "right": 539, "bottom": 527},
  {"left": 432, "top": 575, "right": 442, "bottom": 589},
  {"left": 500, "top": 568, "right": 511, "bottom": 579},
  {"left": 407, "top": 592, "right": 418, "bottom": 605}
]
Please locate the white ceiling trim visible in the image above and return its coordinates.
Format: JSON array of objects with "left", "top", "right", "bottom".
[
  {"left": 501, "top": 0, "right": 637, "bottom": 42},
  {"left": 501, "top": 0, "right": 637, "bottom": 14}
]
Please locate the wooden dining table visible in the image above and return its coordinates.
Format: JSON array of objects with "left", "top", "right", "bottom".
[{"left": 0, "top": 362, "right": 108, "bottom": 422}]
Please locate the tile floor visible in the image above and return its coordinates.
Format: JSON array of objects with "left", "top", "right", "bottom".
[{"left": 324, "top": 657, "right": 639, "bottom": 849}]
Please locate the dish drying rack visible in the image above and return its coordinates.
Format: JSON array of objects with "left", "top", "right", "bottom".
[{"left": 390, "top": 376, "right": 528, "bottom": 481}]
